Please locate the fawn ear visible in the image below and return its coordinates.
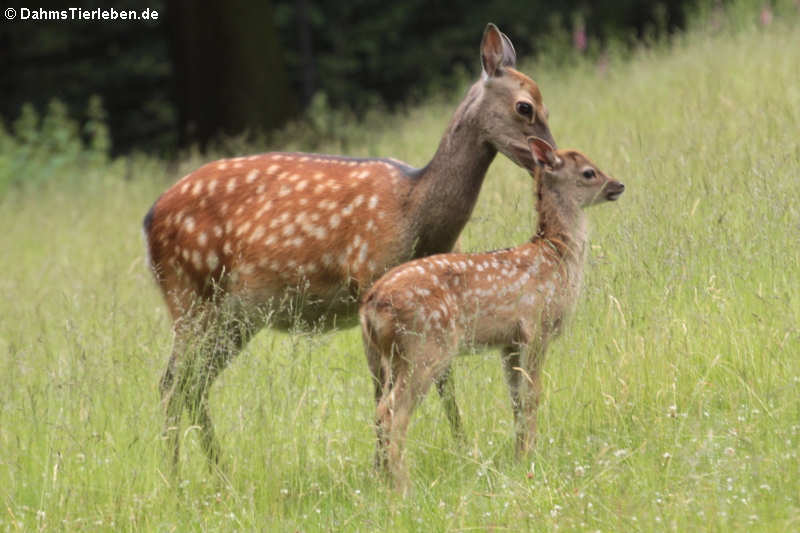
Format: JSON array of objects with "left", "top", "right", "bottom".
[
  {"left": 528, "top": 137, "right": 558, "bottom": 167},
  {"left": 481, "top": 23, "right": 516, "bottom": 78}
]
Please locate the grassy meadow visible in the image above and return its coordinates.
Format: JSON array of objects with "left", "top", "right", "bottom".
[{"left": 2, "top": 7, "right": 799, "bottom": 531}]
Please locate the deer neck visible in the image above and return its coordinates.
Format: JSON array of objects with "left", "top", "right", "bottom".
[
  {"left": 408, "top": 83, "right": 497, "bottom": 257},
  {"left": 533, "top": 179, "right": 588, "bottom": 271}
]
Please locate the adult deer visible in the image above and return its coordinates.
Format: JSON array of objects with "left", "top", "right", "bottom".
[
  {"left": 144, "top": 24, "right": 556, "bottom": 470},
  {"left": 360, "top": 137, "right": 624, "bottom": 490}
]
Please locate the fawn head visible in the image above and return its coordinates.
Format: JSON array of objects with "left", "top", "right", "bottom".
[
  {"left": 474, "top": 24, "right": 557, "bottom": 169},
  {"left": 528, "top": 137, "right": 625, "bottom": 207}
]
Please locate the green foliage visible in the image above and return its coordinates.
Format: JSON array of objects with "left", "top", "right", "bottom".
[
  {"left": 1, "top": 2, "right": 799, "bottom": 530},
  {"left": 0, "top": 97, "right": 112, "bottom": 195}
]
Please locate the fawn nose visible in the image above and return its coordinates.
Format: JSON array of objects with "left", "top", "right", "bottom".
[{"left": 606, "top": 181, "right": 625, "bottom": 201}]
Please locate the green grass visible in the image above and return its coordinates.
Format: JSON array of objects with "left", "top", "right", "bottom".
[{"left": 2, "top": 9, "right": 800, "bottom": 532}]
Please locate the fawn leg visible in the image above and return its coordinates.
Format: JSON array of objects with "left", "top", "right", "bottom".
[
  {"left": 501, "top": 346, "right": 524, "bottom": 455},
  {"left": 435, "top": 365, "right": 464, "bottom": 442}
]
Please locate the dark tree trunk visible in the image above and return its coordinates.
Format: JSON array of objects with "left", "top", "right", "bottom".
[
  {"left": 296, "top": 0, "right": 316, "bottom": 107},
  {"left": 168, "top": 0, "right": 296, "bottom": 148}
]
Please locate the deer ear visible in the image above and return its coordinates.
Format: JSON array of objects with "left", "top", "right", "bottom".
[
  {"left": 528, "top": 136, "right": 558, "bottom": 167},
  {"left": 481, "top": 23, "right": 516, "bottom": 78}
]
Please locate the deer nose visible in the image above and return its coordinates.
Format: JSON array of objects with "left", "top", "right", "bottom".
[{"left": 606, "top": 181, "right": 625, "bottom": 200}]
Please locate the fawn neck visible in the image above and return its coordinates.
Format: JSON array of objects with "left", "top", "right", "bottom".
[
  {"left": 408, "top": 84, "right": 497, "bottom": 257},
  {"left": 532, "top": 175, "right": 588, "bottom": 266}
]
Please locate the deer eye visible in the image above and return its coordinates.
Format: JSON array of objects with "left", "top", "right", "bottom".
[
  {"left": 515, "top": 101, "right": 533, "bottom": 118},
  {"left": 582, "top": 168, "right": 596, "bottom": 179}
]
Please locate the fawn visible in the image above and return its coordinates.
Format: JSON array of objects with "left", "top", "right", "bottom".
[
  {"left": 143, "top": 24, "right": 556, "bottom": 470},
  {"left": 359, "top": 137, "right": 624, "bottom": 489}
]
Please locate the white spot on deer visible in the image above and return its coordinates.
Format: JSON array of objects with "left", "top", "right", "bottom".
[
  {"left": 414, "top": 287, "right": 431, "bottom": 297},
  {"left": 288, "top": 174, "right": 300, "bottom": 182},
  {"left": 235, "top": 206, "right": 244, "bottom": 216},
  {"left": 220, "top": 202, "right": 229, "bottom": 215},
  {"left": 249, "top": 225, "right": 265, "bottom": 243},
  {"left": 223, "top": 241, "right": 233, "bottom": 255},
  {"left": 414, "top": 265, "right": 425, "bottom": 274},
  {"left": 264, "top": 234, "right": 277, "bottom": 246},
  {"left": 368, "top": 195, "right": 379, "bottom": 209},
  {"left": 282, "top": 224, "right": 295, "bottom": 237},
  {"left": 277, "top": 171, "right": 288, "bottom": 180},
  {"left": 313, "top": 172, "right": 325, "bottom": 180},
  {"left": 235, "top": 221, "right": 252, "bottom": 237},
  {"left": 239, "top": 262, "right": 254, "bottom": 275},
  {"left": 342, "top": 204, "right": 354, "bottom": 217},
  {"left": 224, "top": 220, "right": 233, "bottom": 235},
  {"left": 330, "top": 214, "right": 341, "bottom": 228},
  {"left": 299, "top": 198, "right": 308, "bottom": 206},
  {"left": 310, "top": 213, "right": 320, "bottom": 222},
  {"left": 368, "top": 260, "right": 377, "bottom": 273},
  {"left": 191, "top": 250, "right": 203, "bottom": 270},
  {"left": 256, "top": 200, "right": 273, "bottom": 218},
  {"left": 197, "top": 232, "right": 207, "bottom": 246},
  {"left": 353, "top": 194, "right": 365, "bottom": 207},
  {"left": 207, "top": 251, "right": 219, "bottom": 270},
  {"left": 227, "top": 178, "right": 237, "bottom": 193},
  {"left": 182, "top": 216, "right": 195, "bottom": 233},
  {"left": 256, "top": 184, "right": 266, "bottom": 194},
  {"left": 181, "top": 182, "right": 191, "bottom": 194},
  {"left": 266, "top": 164, "right": 279, "bottom": 175},
  {"left": 296, "top": 180, "right": 308, "bottom": 191},
  {"left": 312, "top": 226, "right": 327, "bottom": 239},
  {"left": 322, "top": 253, "right": 333, "bottom": 266},
  {"left": 181, "top": 248, "right": 190, "bottom": 261},
  {"left": 192, "top": 181, "right": 203, "bottom": 196},
  {"left": 278, "top": 185, "right": 291, "bottom": 197},
  {"left": 357, "top": 243, "right": 368, "bottom": 265}
]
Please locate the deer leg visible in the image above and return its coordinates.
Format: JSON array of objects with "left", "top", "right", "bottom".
[
  {"left": 181, "top": 312, "right": 251, "bottom": 470},
  {"left": 518, "top": 337, "right": 549, "bottom": 455},
  {"left": 501, "top": 346, "right": 524, "bottom": 455},
  {"left": 362, "top": 330, "right": 390, "bottom": 470},
  {"left": 378, "top": 340, "right": 445, "bottom": 493},
  {"left": 377, "top": 367, "right": 418, "bottom": 494},
  {"left": 435, "top": 365, "right": 464, "bottom": 442},
  {"left": 159, "top": 346, "right": 183, "bottom": 473}
]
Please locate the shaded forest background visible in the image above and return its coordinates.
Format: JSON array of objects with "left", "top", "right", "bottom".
[{"left": 0, "top": 1, "right": 690, "bottom": 155}]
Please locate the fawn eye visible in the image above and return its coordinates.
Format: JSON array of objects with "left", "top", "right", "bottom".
[
  {"left": 582, "top": 168, "right": 596, "bottom": 179},
  {"left": 515, "top": 101, "right": 533, "bottom": 118}
]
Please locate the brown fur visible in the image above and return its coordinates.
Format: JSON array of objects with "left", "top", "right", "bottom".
[
  {"left": 359, "top": 139, "right": 624, "bottom": 490},
  {"left": 144, "top": 24, "right": 557, "bottom": 471}
]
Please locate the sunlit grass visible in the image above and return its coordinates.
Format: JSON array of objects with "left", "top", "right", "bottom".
[{"left": 2, "top": 8, "right": 799, "bottom": 531}]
